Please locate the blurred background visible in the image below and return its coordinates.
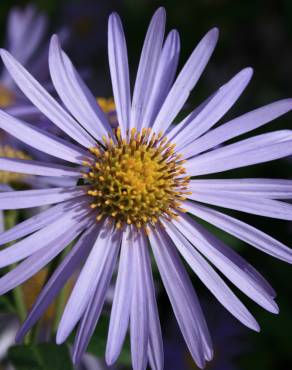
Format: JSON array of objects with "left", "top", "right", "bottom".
[{"left": 0, "top": 0, "right": 291, "bottom": 369}]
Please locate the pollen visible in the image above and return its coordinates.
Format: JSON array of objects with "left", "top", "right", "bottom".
[
  {"left": 0, "top": 85, "right": 15, "bottom": 108},
  {"left": 97, "top": 97, "right": 116, "bottom": 113},
  {"left": 0, "top": 145, "right": 31, "bottom": 184},
  {"left": 84, "top": 127, "right": 190, "bottom": 230},
  {"left": 97, "top": 97, "right": 118, "bottom": 127}
]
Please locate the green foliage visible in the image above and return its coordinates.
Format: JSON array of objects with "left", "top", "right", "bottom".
[
  {"left": 7, "top": 343, "right": 73, "bottom": 370},
  {"left": 0, "top": 296, "right": 16, "bottom": 313}
]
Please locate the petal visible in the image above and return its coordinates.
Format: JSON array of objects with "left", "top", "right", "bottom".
[
  {"left": 56, "top": 221, "right": 116, "bottom": 344},
  {"left": 49, "top": 35, "right": 111, "bottom": 140},
  {"left": 143, "top": 29, "right": 180, "bottom": 129},
  {"left": 72, "top": 228, "right": 122, "bottom": 364},
  {"left": 151, "top": 28, "right": 219, "bottom": 134},
  {"left": 144, "top": 236, "right": 164, "bottom": 370},
  {"left": 163, "top": 220, "right": 261, "bottom": 329},
  {"left": 16, "top": 223, "right": 99, "bottom": 343},
  {"left": 167, "top": 94, "right": 215, "bottom": 141},
  {"left": 183, "top": 98, "right": 292, "bottom": 158},
  {"left": 5, "top": 104, "right": 42, "bottom": 119},
  {"left": 0, "top": 205, "right": 90, "bottom": 267},
  {"left": 184, "top": 201, "right": 292, "bottom": 264},
  {"left": 173, "top": 68, "right": 253, "bottom": 149},
  {"left": 149, "top": 227, "right": 212, "bottom": 368},
  {"left": 0, "top": 158, "right": 81, "bottom": 178},
  {"left": 171, "top": 215, "right": 278, "bottom": 313},
  {"left": 108, "top": 13, "right": 131, "bottom": 136},
  {"left": 106, "top": 228, "right": 134, "bottom": 365},
  {"left": 130, "top": 7, "right": 166, "bottom": 131},
  {"left": 0, "top": 186, "right": 88, "bottom": 210},
  {"left": 0, "top": 214, "right": 89, "bottom": 295},
  {"left": 130, "top": 230, "right": 149, "bottom": 370},
  {"left": 0, "top": 199, "right": 80, "bottom": 245},
  {"left": 0, "top": 49, "right": 95, "bottom": 148},
  {"left": 185, "top": 130, "right": 292, "bottom": 175},
  {"left": 0, "top": 110, "right": 89, "bottom": 164},
  {"left": 7, "top": 6, "right": 47, "bottom": 66},
  {"left": 0, "top": 211, "right": 4, "bottom": 233},
  {"left": 187, "top": 192, "right": 292, "bottom": 221},
  {"left": 189, "top": 178, "right": 292, "bottom": 199}
]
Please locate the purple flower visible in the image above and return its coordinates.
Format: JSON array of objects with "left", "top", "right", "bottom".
[
  {"left": 0, "top": 7, "right": 292, "bottom": 369},
  {"left": 0, "top": 4, "right": 50, "bottom": 117}
]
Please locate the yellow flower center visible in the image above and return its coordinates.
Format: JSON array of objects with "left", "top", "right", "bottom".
[
  {"left": 0, "top": 145, "right": 31, "bottom": 184},
  {"left": 97, "top": 97, "right": 116, "bottom": 113},
  {"left": 84, "top": 127, "right": 190, "bottom": 231},
  {"left": 0, "top": 85, "right": 15, "bottom": 108},
  {"left": 97, "top": 97, "right": 117, "bottom": 127}
]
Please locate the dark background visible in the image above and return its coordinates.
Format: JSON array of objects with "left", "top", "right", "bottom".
[{"left": 0, "top": 1, "right": 292, "bottom": 369}]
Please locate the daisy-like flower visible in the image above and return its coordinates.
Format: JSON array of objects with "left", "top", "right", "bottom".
[
  {"left": 0, "top": 4, "right": 49, "bottom": 116},
  {"left": 0, "top": 7, "right": 292, "bottom": 369}
]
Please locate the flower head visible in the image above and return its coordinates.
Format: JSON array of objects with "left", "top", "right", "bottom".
[
  {"left": 0, "top": 5, "right": 49, "bottom": 111},
  {"left": 0, "top": 7, "right": 292, "bottom": 370}
]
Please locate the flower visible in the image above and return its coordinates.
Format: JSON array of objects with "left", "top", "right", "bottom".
[
  {"left": 0, "top": 7, "right": 292, "bottom": 370},
  {"left": 0, "top": 4, "right": 49, "bottom": 116}
]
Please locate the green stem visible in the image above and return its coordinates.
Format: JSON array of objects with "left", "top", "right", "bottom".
[
  {"left": 5, "top": 211, "right": 28, "bottom": 328},
  {"left": 12, "top": 281, "right": 27, "bottom": 323},
  {"left": 53, "top": 286, "right": 67, "bottom": 333}
]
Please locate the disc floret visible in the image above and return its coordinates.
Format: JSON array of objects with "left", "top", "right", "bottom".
[{"left": 83, "top": 128, "right": 190, "bottom": 230}]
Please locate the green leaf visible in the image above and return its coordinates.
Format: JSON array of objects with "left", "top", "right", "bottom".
[
  {"left": 0, "top": 295, "right": 16, "bottom": 313},
  {"left": 7, "top": 343, "right": 74, "bottom": 370}
]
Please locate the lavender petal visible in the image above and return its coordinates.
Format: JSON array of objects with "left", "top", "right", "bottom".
[
  {"left": 106, "top": 227, "right": 134, "bottom": 365},
  {"left": 0, "top": 110, "right": 89, "bottom": 164},
  {"left": 187, "top": 192, "right": 292, "bottom": 220},
  {"left": 130, "top": 231, "right": 149, "bottom": 370},
  {"left": 149, "top": 226, "right": 211, "bottom": 368},
  {"left": 130, "top": 7, "right": 166, "bottom": 131},
  {"left": 49, "top": 35, "right": 111, "bottom": 141},
  {"left": 0, "top": 206, "right": 90, "bottom": 267},
  {"left": 185, "top": 130, "right": 292, "bottom": 175},
  {"left": 56, "top": 221, "right": 115, "bottom": 344},
  {"left": 0, "top": 158, "right": 81, "bottom": 178},
  {"left": 173, "top": 68, "right": 253, "bottom": 149},
  {"left": 151, "top": 28, "right": 218, "bottom": 134},
  {"left": 108, "top": 13, "right": 131, "bottom": 136},
  {"left": 171, "top": 215, "right": 278, "bottom": 313},
  {"left": 0, "top": 186, "right": 88, "bottom": 210},
  {"left": 16, "top": 223, "right": 98, "bottom": 342},
  {"left": 163, "top": 220, "right": 261, "bottom": 329},
  {"left": 0, "top": 214, "right": 89, "bottom": 295},
  {"left": 184, "top": 201, "right": 292, "bottom": 263},
  {"left": 183, "top": 98, "right": 292, "bottom": 158},
  {"left": 189, "top": 178, "right": 292, "bottom": 199},
  {"left": 143, "top": 29, "right": 180, "bottom": 129},
  {"left": 0, "top": 199, "right": 84, "bottom": 245},
  {"left": 0, "top": 49, "right": 95, "bottom": 148},
  {"left": 72, "top": 228, "right": 122, "bottom": 364}
]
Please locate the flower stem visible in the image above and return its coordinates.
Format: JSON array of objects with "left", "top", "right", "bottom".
[{"left": 12, "top": 281, "right": 27, "bottom": 323}]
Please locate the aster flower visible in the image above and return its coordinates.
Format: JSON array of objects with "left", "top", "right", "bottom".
[
  {"left": 0, "top": 7, "right": 292, "bottom": 370},
  {"left": 0, "top": 4, "right": 49, "bottom": 116}
]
